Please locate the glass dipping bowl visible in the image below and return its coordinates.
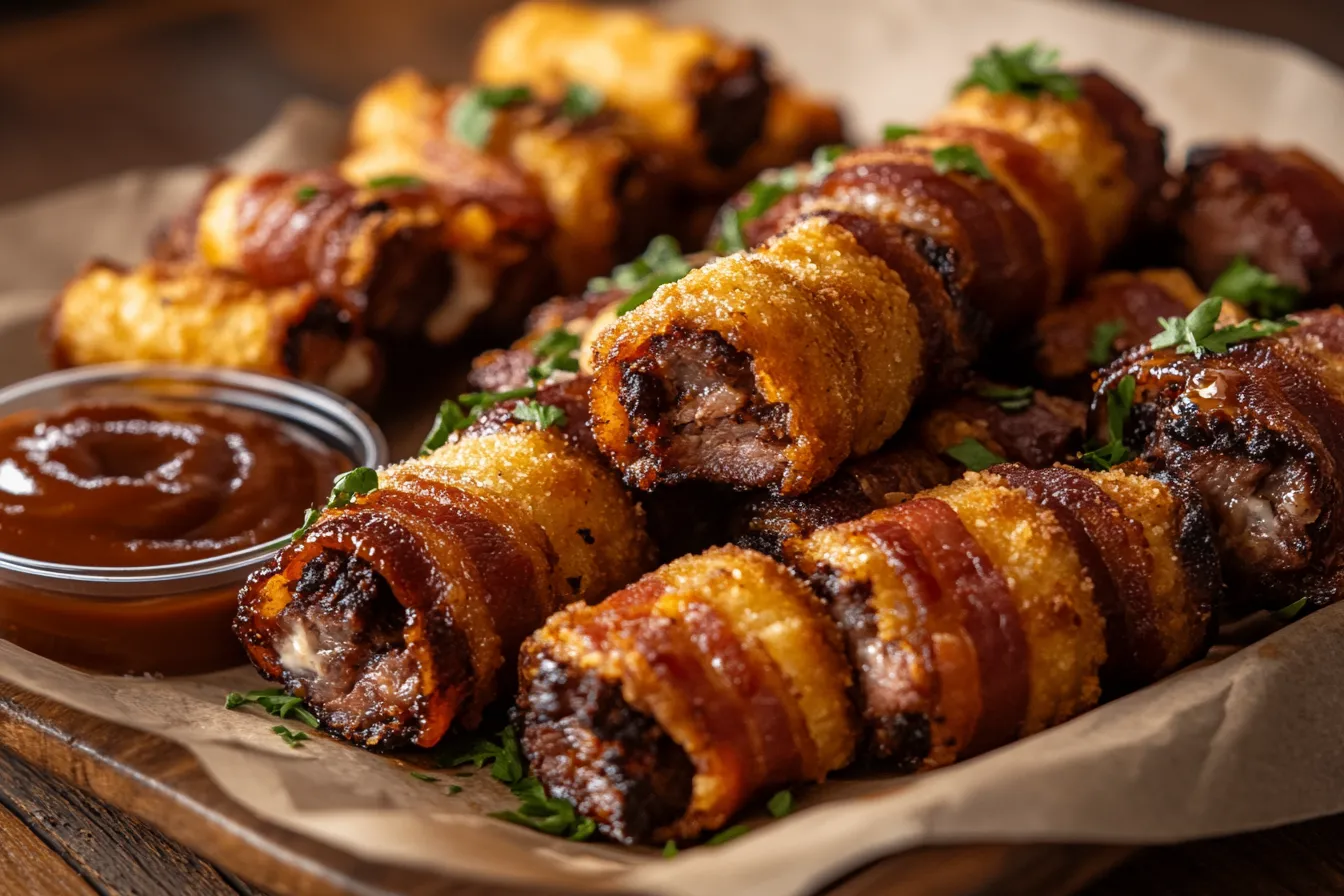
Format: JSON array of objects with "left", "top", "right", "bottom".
[{"left": 0, "top": 364, "right": 387, "bottom": 675}]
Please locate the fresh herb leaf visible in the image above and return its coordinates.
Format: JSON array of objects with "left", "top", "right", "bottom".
[
  {"left": 1150, "top": 297, "right": 1297, "bottom": 358},
  {"left": 560, "top": 83, "right": 604, "bottom": 120},
  {"left": 410, "top": 771, "right": 438, "bottom": 782},
  {"left": 419, "top": 386, "right": 539, "bottom": 454},
  {"left": 1209, "top": 255, "right": 1300, "bottom": 318},
  {"left": 225, "top": 688, "right": 320, "bottom": 728},
  {"left": 713, "top": 146, "right": 849, "bottom": 254},
  {"left": 1088, "top": 319, "right": 1128, "bottom": 366},
  {"left": 491, "top": 776, "right": 596, "bottom": 840},
  {"left": 448, "top": 784, "right": 464, "bottom": 795},
  {"left": 956, "top": 43, "right": 1080, "bottom": 101},
  {"left": 449, "top": 84, "right": 533, "bottom": 148},
  {"left": 931, "top": 145, "right": 992, "bottom": 179},
  {"left": 767, "top": 790, "right": 795, "bottom": 818},
  {"left": 944, "top": 438, "right": 1007, "bottom": 472},
  {"left": 975, "top": 383, "right": 1034, "bottom": 413},
  {"left": 528, "top": 327, "right": 582, "bottom": 381},
  {"left": 883, "top": 123, "right": 920, "bottom": 142},
  {"left": 292, "top": 467, "right": 380, "bottom": 541},
  {"left": 807, "top": 144, "right": 849, "bottom": 182},
  {"left": 663, "top": 840, "right": 679, "bottom": 857},
  {"left": 1080, "top": 374, "right": 1136, "bottom": 470},
  {"left": 437, "top": 725, "right": 526, "bottom": 784},
  {"left": 294, "top": 185, "right": 319, "bottom": 204},
  {"left": 1274, "top": 597, "right": 1308, "bottom": 621},
  {"left": 511, "top": 400, "right": 568, "bottom": 430},
  {"left": 585, "top": 235, "right": 691, "bottom": 316},
  {"left": 706, "top": 824, "right": 751, "bottom": 845},
  {"left": 366, "top": 174, "right": 425, "bottom": 190},
  {"left": 272, "top": 725, "right": 310, "bottom": 748}
]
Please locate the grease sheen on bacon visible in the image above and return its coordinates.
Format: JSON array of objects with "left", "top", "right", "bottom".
[
  {"left": 234, "top": 388, "right": 653, "bottom": 749},
  {"left": 786, "top": 465, "right": 1217, "bottom": 769},
  {"left": 518, "top": 544, "right": 856, "bottom": 843}
]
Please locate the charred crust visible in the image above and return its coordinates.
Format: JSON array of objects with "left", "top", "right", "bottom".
[
  {"left": 283, "top": 298, "right": 355, "bottom": 377},
  {"left": 1151, "top": 471, "right": 1223, "bottom": 649}
]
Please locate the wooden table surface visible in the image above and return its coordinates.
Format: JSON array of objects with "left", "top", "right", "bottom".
[{"left": 2, "top": 1, "right": 1343, "bottom": 894}]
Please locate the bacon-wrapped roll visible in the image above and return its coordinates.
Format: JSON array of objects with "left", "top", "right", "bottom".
[
  {"left": 152, "top": 169, "right": 453, "bottom": 338},
  {"left": 47, "top": 260, "right": 381, "bottom": 400},
  {"left": 1033, "top": 269, "right": 1242, "bottom": 395},
  {"left": 518, "top": 544, "right": 857, "bottom": 843},
  {"left": 1175, "top": 145, "right": 1344, "bottom": 305},
  {"left": 730, "top": 385, "right": 1086, "bottom": 558},
  {"left": 235, "top": 385, "right": 654, "bottom": 748},
  {"left": 787, "top": 464, "right": 1219, "bottom": 768},
  {"left": 1096, "top": 307, "right": 1344, "bottom": 616},
  {"left": 343, "top": 70, "right": 682, "bottom": 296}
]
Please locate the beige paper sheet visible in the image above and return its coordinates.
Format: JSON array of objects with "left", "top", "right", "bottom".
[{"left": 2, "top": 1, "right": 1344, "bottom": 894}]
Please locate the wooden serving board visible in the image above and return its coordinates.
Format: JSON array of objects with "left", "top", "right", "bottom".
[{"left": 0, "top": 680, "right": 1131, "bottom": 896}]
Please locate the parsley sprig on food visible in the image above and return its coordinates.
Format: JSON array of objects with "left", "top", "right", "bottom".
[
  {"left": 560, "top": 83, "right": 604, "bottom": 121},
  {"left": 450, "top": 85, "right": 532, "bottom": 148},
  {"left": 715, "top": 144, "right": 850, "bottom": 254},
  {"left": 291, "top": 467, "right": 380, "bottom": 542},
  {"left": 1209, "top": 255, "right": 1300, "bottom": 318},
  {"left": 944, "top": 438, "right": 1006, "bottom": 472},
  {"left": 527, "top": 327, "right": 582, "bottom": 381},
  {"left": 931, "top": 145, "right": 992, "bottom": 179},
  {"left": 225, "top": 688, "right": 320, "bottom": 728},
  {"left": 587, "top": 235, "right": 692, "bottom": 317},
  {"left": 1088, "top": 319, "right": 1127, "bottom": 366},
  {"left": 957, "top": 43, "right": 1079, "bottom": 101},
  {"left": 1080, "top": 374, "right": 1136, "bottom": 470},
  {"left": 1149, "top": 297, "right": 1296, "bottom": 358},
  {"left": 975, "top": 383, "right": 1034, "bottom": 413},
  {"left": 421, "top": 386, "right": 541, "bottom": 454}
]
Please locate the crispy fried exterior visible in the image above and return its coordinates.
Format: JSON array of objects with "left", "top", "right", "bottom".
[
  {"left": 46, "top": 260, "right": 381, "bottom": 400},
  {"left": 1033, "top": 269, "right": 1243, "bottom": 395},
  {"left": 1175, "top": 144, "right": 1344, "bottom": 305},
  {"left": 786, "top": 464, "right": 1217, "bottom": 768},
  {"left": 1096, "top": 307, "right": 1344, "bottom": 615},
  {"left": 152, "top": 168, "right": 454, "bottom": 338},
  {"left": 591, "top": 217, "right": 924, "bottom": 494},
  {"left": 518, "top": 545, "right": 856, "bottom": 843},
  {"left": 234, "top": 417, "right": 654, "bottom": 750},
  {"left": 730, "top": 385, "right": 1086, "bottom": 558}
]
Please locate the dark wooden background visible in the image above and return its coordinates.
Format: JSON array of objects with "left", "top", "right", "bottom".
[{"left": 1, "top": 1, "right": 1343, "bottom": 894}]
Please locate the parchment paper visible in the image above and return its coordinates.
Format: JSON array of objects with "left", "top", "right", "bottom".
[{"left": 2, "top": 2, "right": 1344, "bottom": 894}]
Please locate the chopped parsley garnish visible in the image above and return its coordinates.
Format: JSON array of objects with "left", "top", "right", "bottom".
[
  {"left": 1209, "top": 255, "right": 1300, "bottom": 318},
  {"left": 944, "top": 438, "right": 1007, "bottom": 472},
  {"left": 663, "top": 840, "right": 679, "bottom": 858},
  {"left": 366, "top": 174, "right": 425, "bottom": 190},
  {"left": 883, "top": 123, "right": 920, "bottom": 142},
  {"left": 511, "top": 400, "right": 568, "bottom": 430},
  {"left": 527, "top": 327, "right": 581, "bottom": 381},
  {"left": 1088, "top": 319, "right": 1128, "bottom": 366},
  {"left": 587, "top": 235, "right": 692, "bottom": 316},
  {"left": 931, "top": 145, "right": 992, "bottom": 179},
  {"left": 291, "top": 467, "right": 379, "bottom": 542},
  {"left": 560, "top": 83, "right": 604, "bottom": 121},
  {"left": 272, "top": 725, "right": 310, "bottom": 748},
  {"left": 449, "top": 84, "right": 533, "bottom": 149},
  {"left": 438, "top": 726, "right": 594, "bottom": 840},
  {"left": 420, "top": 386, "right": 538, "bottom": 454},
  {"left": 1274, "top": 597, "right": 1308, "bottom": 621},
  {"left": 1149, "top": 297, "right": 1296, "bottom": 358},
  {"left": 767, "top": 790, "right": 795, "bottom": 818},
  {"left": 1080, "top": 374, "right": 1136, "bottom": 470},
  {"left": 706, "top": 824, "right": 751, "bottom": 845},
  {"left": 956, "top": 43, "right": 1080, "bottom": 101},
  {"left": 225, "top": 688, "right": 319, "bottom": 728},
  {"left": 294, "top": 185, "right": 319, "bottom": 204},
  {"left": 975, "top": 383, "right": 1034, "bottom": 413},
  {"left": 410, "top": 771, "right": 439, "bottom": 782},
  {"left": 448, "top": 785, "right": 464, "bottom": 795},
  {"left": 714, "top": 144, "right": 851, "bottom": 253}
]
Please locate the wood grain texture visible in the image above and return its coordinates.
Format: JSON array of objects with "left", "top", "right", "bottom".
[{"left": 0, "top": 798, "right": 97, "bottom": 896}]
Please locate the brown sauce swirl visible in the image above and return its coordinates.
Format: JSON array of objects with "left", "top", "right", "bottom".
[{"left": 0, "top": 400, "right": 349, "bottom": 567}]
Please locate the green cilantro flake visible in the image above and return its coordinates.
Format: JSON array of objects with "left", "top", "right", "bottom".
[
  {"left": 663, "top": 840, "right": 679, "bottom": 858},
  {"left": 706, "top": 824, "right": 751, "bottom": 846},
  {"left": 1088, "top": 319, "right": 1128, "bottom": 366},
  {"left": 272, "top": 725, "right": 310, "bottom": 748},
  {"left": 931, "top": 145, "right": 992, "bottom": 179},
  {"left": 511, "top": 400, "right": 568, "bottom": 430},
  {"left": 292, "top": 467, "right": 379, "bottom": 542},
  {"left": 807, "top": 144, "right": 849, "bottom": 182},
  {"left": 366, "top": 174, "right": 425, "bottom": 190},
  {"left": 1209, "top": 255, "right": 1300, "bottom": 318},
  {"left": 436, "top": 724, "right": 526, "bottom": 784},
  {"left": 410, "top": 771, "right": 438, "bottom": 782},
  {"left": 560, "top": 83, "right": 604, "bottom": 120},
  {"left": 449, "top": 85, "right": 533, "bottom": 149},
  {"left": 1273, "top": 596, "right": 1308, "bottom": 621},
  {"left": 713, "top": 145, "right": 850, "bottom": 254},
  {"left": 767, "top": 790, "right": 795, "bottom": 818},
  {"left": 584, "top": 235, "right": 690, "bottom": 316},
  {"left": 448, "top": 785, "right": 464, "bottom": 795},
  {"left": 957, "top": 43, "right": 1080, "bottom": 101},
  {"left": 225, "top": 688, "right": 320, "bottom": 728},
  {"left": 975, "top": 383, "right": 1034, "bottom": 413},
  {"left": 491, "top": 776, "right": 596, "bottom": 840},
  {"left": 883, "top": 123, "right": 920, "bottom": 142},
  {"left": 1149, "top": 297, "right": 1297, "bottom": 358},
  {"left": 419, "top": 386, "right": 539, "bottom": 455},
  {"left": 528, "top": 327, "right": 582, "bottom": 382},
  {"left": 1080, "top": 374, "right": 1136, "bottom": 470},
  {"left": 944, "top": 438, "right": 1007, "bottom": 472},
  {"left": 294, "top": 185, "right": 319, "bottom": 204}
]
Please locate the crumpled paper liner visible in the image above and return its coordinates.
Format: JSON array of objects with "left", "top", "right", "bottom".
[{"left": 1, "top": 1, "right": 1343, "bottom": 894}]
